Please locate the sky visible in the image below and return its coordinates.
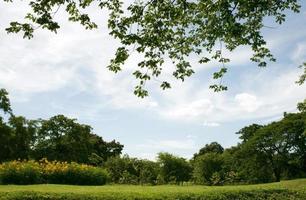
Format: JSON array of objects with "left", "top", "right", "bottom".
[{"left": 0, "top": 1, "right": 306, "bottom": 160}]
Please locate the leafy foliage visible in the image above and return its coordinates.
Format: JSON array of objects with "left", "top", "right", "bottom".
[
  {"left": 0, "top": 89, "right": 123, "bottom": 164},
  {"left": 32, "top": 115, "right": 123, "bottom": 164},
  {"left": 297, "top": 62, "right": 306, "bottom": 85},
  {"left": 3, "top": 0, "right": 302, "bottom": 96},
  {"left": 297, "top": 99, "right": 306, "bottom": 113},
  {"left": 193, "top": 142, "right": 224, "bottom": 160},
  {"left": 0, "top": 159, "right": 109, "bottom": 185},
  {"left": 193, "top": 153, "right": 224, "bottom": 185},
  {"left": 0, "top": 89, "right": 12, "bottom": 115},
  {"left": 103, "top": 155, "right": 159, "bottom": 185},
  {"left": 157, "top": 152, "right": 192, "bottom": 184}
]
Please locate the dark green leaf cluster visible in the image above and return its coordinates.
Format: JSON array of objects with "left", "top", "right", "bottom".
[
  {"left": 104, "top": 155, "right": 159, "bottom": 184},
  {"left": 0, "top": 89, "right": 12, "bottom": 115},
  {"left": 296, "top": 62, "right": 306, "bottom": 85},
  {"left": 0, "top": 89, "right": 123, "bottom": 164},
  {"left": 5, "top": 0, "right": 100, "bottom": 39},
  {"left": 106, "top": 0, "right": 301, "bottom": 96},
  {"left": 3, "top": 0, "right": 301, "bottom": 96}
]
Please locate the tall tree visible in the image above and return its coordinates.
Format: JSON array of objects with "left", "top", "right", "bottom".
[
  {"left": 3, "top": 1, "right": 302, "bottom": 96},
  {"left": 157, "top": 152, "right": 191, "bottom": 184},
  {"left": 33, "top": 115, "right": 123, "bottom": 163},
  {"left": 0, "top": 88, "right": 12, "bottom": 115},
  {"left": 8, "top": 116, "right": 37, "bottom": 160},
  {"left": 193, "top": 142, "right": 224, "bottom": 160},
  {"left": 193, "top": 153, "right": 224, "bottom": 185},
  {"left": 0, "top": 117, "right": 13, "bottom": 162},
  {"left": 242, "top": 112, "right": 306, "bottom": 182},
  {"left": 297, "top": 99, "right": 306, "bottom": 113},
  {"left": 236, "top": 124, "right": 263, "bottom": 143}
]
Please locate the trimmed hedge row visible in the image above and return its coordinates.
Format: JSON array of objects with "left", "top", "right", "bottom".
[
  {"left": 0, "top": 190, "right": 305, "bottom": 200},
  {"left": 0, "top": 160, "right": 109, "bottom": 185}
]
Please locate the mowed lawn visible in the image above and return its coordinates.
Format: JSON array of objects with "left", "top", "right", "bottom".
[{"left": 0, "top": 179, "right": 305, "bottom": 200}]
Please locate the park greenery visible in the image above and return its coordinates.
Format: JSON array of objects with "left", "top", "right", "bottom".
[
  {"left": 3, "top": 0, "right": 306, "bottom": 97},
  {"left": 1, "top": 2, "right": 306, "bottom": 199},
  {"left": 0, "top": 179, "right": 305, "bottom": 200},
  {"left": 1, "top": 88, "right": 305, "bottom": 187}
]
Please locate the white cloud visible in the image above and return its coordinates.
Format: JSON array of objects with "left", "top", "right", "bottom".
[
  {"left": 162, "top": 99, "right": 214, "bottom": 120},
  {"left": 291, "top": 43, "right": 306, "bottom": 64},
  {"left": 0, "top": 1, "right": 305, "bottom": 126},
  {"left": 234, "top": 93, "right": 262, "bottom": 112},
  {"left": 156, "top": 65, "right": 306, "bottom": 124},
  {"left": 203, "top": 121, "right": 220, "bottom": 127}
]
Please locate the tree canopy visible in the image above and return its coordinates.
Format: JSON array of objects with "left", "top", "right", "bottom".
[
  {"left": 0, "top": 89, "right": 123, "bottom": 164},
  {"left": 0, "top": 89, "right": 12, "bottom": 115},
  {"left": 0, "top": 88, "right": 305, "bottom": 185},
  {"left": 3, "top": 0, "right": 303, "bottom": 97},
  {"left": 193, "top": 142, "right": 224, "bottom": 160}
]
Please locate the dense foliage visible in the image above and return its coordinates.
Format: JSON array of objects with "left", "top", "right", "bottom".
[
  {"left": 0, "top": 89, "right": 123, "bottom": 164},
  {"left": 0, "top": 88, "right": 305, "bottom": 185},
  {"left": 104, "top": 155, "right": 159, "bottom": 184},
  {"left": 3, "top": 0, "right": 304, "bottom": 96},
  {"left": 0, "top": 159, "right": 109, "bottom": 185}
]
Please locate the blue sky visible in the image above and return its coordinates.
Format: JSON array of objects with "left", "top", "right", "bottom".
[{"left": 0, "top": 1, "right": 306, "bottom": 160}]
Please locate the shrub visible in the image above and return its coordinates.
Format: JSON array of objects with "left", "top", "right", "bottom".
[
  {"left": 104, "top": 155, "right": 159, "bottom": 185},
  {"left": 0, "top": 159, "right": 109, "bottom": 185},
  {"left": 157, "top": 153, "right": 192, "bottom": 184},
  {"left": 0, "top": 160, "right": 42, "bottom": 185}
]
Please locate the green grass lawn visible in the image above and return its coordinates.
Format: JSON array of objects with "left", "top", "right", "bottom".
[{"left": 0, "top": 179, "right": 305, "bottom": 200}]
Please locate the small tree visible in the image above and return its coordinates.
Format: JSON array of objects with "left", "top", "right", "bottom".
[
  {"left": 157, "top": 152, "right": 192, "bottom": 184},
  {"left": 193, "top": 153, "right": 224, "bottom": 185}
]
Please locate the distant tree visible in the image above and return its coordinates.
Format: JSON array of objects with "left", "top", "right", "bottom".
[
  {"left": 193, "top": 153, "right": 224, "bottom": 185},
  {"left": 241, "top": 112, "right": 306, "bottom": 182},
  {"left": 226, "top": 143, "right": 275, "bottom": 183},
  {"left": 137, "top": 159, "right": 159, "bottom": 185},
  {"left": 297, "top": 99, "right": 306, "bottom": 113},
  {"left": 157, "top": 152, "right": 192, "bottom": 184},
  {"left": 103, "top": 155, "right": 159, "bottom": 184},
  {"left": 8, "top": 116, "right": 37, "bottom": 160},
  {"left": 33, "top": 115, "right": 123, "bottom": 164},
  {"left": 0, "top": 88, "right": 12, "bottom": 115},
  {"left": 236, "top": 124, "right": 263, "bottom": 143},
  {"left": 89, "top": 134, "right": 123, "bottom": 165},
  {"left": 193, "top": 142, "right": 224, "bottom": 160},
  {"left": 103, "top": 155, "right": 138, "bottom": 184},
  {"left": 0, "top": 118, "right": 13, "bottom": 162}
]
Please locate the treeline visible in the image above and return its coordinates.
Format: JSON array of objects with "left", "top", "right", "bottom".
[
  {"left": 1, "top": 88, "right": 306, "bottom": 185},
  {"left": 0, "top": 89, "right": 123, "bottom": 165}
]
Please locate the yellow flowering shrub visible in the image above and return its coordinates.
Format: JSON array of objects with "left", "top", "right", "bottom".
[{"left": 0, "top": 159, "right": 109, "bottom": 185}]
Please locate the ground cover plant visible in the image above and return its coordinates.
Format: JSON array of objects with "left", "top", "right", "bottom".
[{"left": 0, "top": 179, "right": 305, "bottom": 200}]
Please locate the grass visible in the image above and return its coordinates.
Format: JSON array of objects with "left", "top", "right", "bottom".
[{"left": 0, "top": 179, "right": 305, "bottom": 199}]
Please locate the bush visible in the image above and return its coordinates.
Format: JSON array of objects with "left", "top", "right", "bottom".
[
  {"left": 157, "top": 153, "right": 192, "bottom": 184},
  {"left": 0, "top": 159, "right": 109, "bottom": 185},
  {"left": 104, "top": 155, "right": 159, "bottom": 185},
  {"left": 0, "top": 160, "right": 42, "bottom": 185}
]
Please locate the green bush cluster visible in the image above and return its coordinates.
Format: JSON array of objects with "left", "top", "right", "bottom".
[{"left": 0, "top": 160, "right": 109, "bottom": 185}]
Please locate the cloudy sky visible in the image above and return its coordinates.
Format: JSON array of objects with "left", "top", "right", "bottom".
[{"left": 1, "top": 1, "right": 306, "bottom": 160}]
